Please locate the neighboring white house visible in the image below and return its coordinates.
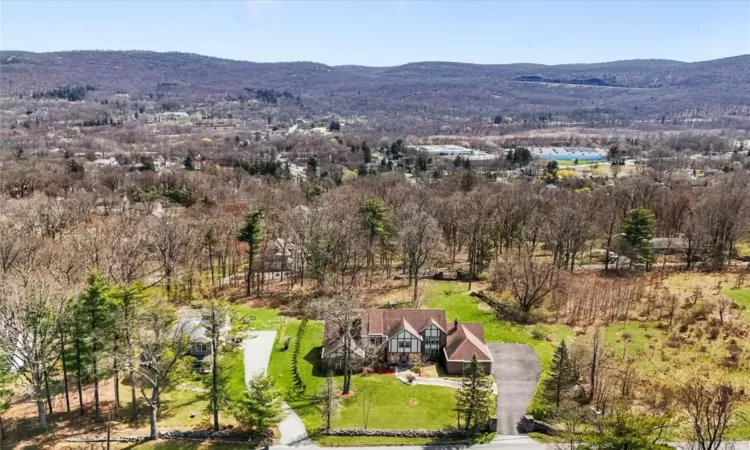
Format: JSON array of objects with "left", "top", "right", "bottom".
[{"left": 175, "top": 313, "right": 232, "bottom": 374}]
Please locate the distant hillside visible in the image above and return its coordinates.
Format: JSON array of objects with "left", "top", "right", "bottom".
[{"left": 1, "top": 50, "right": 749, "bottom": 121}]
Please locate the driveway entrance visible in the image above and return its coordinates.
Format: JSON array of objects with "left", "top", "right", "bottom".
[{"left": 487, "top": 343, "right": 541, "bottom": 435}]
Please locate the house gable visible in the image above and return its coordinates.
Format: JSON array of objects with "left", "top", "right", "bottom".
[{"left": 387, "top": 329, "right": 421, "bottom": 353}]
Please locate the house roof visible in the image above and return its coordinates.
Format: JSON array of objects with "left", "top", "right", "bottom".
[
  {"left": 322, "top": 309, "right": 490, "bottom": 364},
  {"left": 390, "top": 318, "right": 423, "bottom": 341},
  {"left": 175, "top": 317, "right": 210, "bottom": 343},
  {"left": 650, "top": 237, "right": 688, "bottom": 250},
  {"left": 420, "top": 317, "right": 446, "bottom": 333},
  {"left": 365, "top": 310, "right": 448, "bottom": 339},
  {"left": 322, "top": 320, "right": 365, "bottom": 358},
  {"left": 175, "top": 313, "right": 231, "bottom": 345},
  {"left": 444, "top": 323, "right": 493, "bottom": 362}
]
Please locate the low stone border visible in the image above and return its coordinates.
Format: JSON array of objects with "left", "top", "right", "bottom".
[
  {"left": 65, "top": 429, "right": 271, "bottom": 443},
  {"left": 320, "top": 429, "right": 476, "bottom": 438},
  {"left": 519, "top": 415, "right": 559, "bottom": 436}
]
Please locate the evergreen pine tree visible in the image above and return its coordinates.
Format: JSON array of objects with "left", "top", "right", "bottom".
[
  {"left": 237, "top": 210, "right": 264, "bottom": 297},
  {"left": 76, "top": 273, "right": 117, "bottom": 421},
  {"left": 184, "top": 153, "right": 195, "bottom": 170},
  {"left": 290, "top": 318, "right": 307, "bottom": 393},
  {"left": 232, "top": 373, "right": 284, "bottom": 432},
  {"left": 543, "top": 340, "right": 575, "bottom": 408},
  {"left": 454, "top": 355, "right": 493, "bottom": 430}
]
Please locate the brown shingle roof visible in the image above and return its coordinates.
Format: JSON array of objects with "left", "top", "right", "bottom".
[
  {"left": 367, "top": 310, "right": 384, "bottom": 335},
  {"left": 366, "top": 310, "right": 447, "bottom": 339},
  {"left": 445, "top": 323, "right": 493, "bottom": 362},
  {"left": 390, "top": 318, "right": 423, "bottom": 341},
  {"left": 322, "top": 319, "right": 364, "bottom": 358}
]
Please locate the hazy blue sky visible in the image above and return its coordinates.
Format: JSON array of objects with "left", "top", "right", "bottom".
[{"left": 2, "top": 0, "right": 748, "bottom": 66}]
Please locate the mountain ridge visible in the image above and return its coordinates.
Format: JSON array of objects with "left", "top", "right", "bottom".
[{"left": 2, "top": 50, "right": 749, "bottom": 121}]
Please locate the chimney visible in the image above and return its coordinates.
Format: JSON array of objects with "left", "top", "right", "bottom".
[{"left": 454, "top": 318, "right": 458, "bottom": 330}]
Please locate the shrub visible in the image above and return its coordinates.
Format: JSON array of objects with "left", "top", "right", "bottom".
[
  {"left": 405, "top": 373, "right": 416, "bottom": 383},
  {"left": 530, "top": 326, "right": 549, "bottom": 341},
  {"left": 707, "top": 327, "right": 720, "bottom": 340},
  {"left": 689, "top": 300, "right": 715, "bottom": 321},
  {"left": 665, "top": 334, "right": 684, "bottom": 348},
  {"left": 410, "top": 365, "right": 421, "bottom": 374}
]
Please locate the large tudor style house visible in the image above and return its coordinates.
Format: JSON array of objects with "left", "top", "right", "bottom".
[{"left": 322, "top": 309, "right": 493, "bottom": 375}]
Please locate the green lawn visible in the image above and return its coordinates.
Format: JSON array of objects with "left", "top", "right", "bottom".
[
  {"left": 726, "top": 288, "right": 750, "bottom": 311},
  {"left": 316, "top": 434, "right": 495, "bottom": 447},
  {"left": 422, "top": 282, "right": 572, "bottom": 369},
  {"left": 334, "top": 376, "right": 458, "bottom": 430},
  {"left": 421, "top": 281, "right": 572, "bottom": 420},
  {"left": 228, "top": 307, "right": 461, "bottom": 438}
]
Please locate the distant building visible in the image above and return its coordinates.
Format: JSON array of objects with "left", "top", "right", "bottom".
[
  {"left": 157, "top": 111, "right": 189, "bottom": 121},
  {"left": 262, "top": 238, "right": 303, "bottom": 273},
  {"left": 408, "top": 144, "right": 499, "bottom": 160},
  {"left": 651, "top": 237, "right": 688, "bottom": 255},
  {"left": 528, "top": 147, "right": 606, "bottom": 161}
]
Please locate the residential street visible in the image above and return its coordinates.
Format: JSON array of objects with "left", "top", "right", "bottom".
[{"left": 487, "top": 344, "right": 542, "bottom": 435}]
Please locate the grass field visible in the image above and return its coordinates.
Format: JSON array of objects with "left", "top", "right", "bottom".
[
  {"left": 421, "top": 282, "right": 572, "bottom": 369},
  {"left": 228, "top": 305, "right": 462, "bottom": 441},
  {"left": 727, "top": 288, "right": 750, "bottom": 310}
]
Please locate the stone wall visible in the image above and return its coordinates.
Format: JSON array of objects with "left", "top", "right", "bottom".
[
  {"left": 519, "top": 415, "right": 559, "bottom": 436},
  {"left": 64, "top": 429, "right": 271, "bottom": 444},
  {"left": 321, "top": 429, "right": 477, "bottom": 438}
]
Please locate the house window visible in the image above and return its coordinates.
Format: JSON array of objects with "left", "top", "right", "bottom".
[
  {"left": 426, "top": 336, "right": 439, "bottom": 345},
  {"left": 399, "top": 341, "right": 411, "bottom": 351},
  {"left": 427, "top": 347, "right": 438, "bottom": 357},
  {"left": 194, "top": 343, "right": 209, "bottom": 354}
]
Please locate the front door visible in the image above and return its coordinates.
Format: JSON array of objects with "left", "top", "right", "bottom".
[{"left": 399, "top": 353, "right": 407, "bottom": 364}]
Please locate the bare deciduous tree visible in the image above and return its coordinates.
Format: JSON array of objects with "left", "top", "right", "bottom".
[
  {"left": 126, "top": 302, "right": 192, "bottom": 440},
  {"left": 399, "top": 204, "right": 440, "bottom": 305},
  {"left": 494, "top": 251, "right": 561, "bottom": 314},
  {"left": 678, "top": 377, "right": 746, "bottom": 450},
  {"left": 0, "top": 278, "right": 65, "bottom": 427}
]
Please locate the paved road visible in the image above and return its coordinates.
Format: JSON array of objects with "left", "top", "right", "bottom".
[{"left": 487, "top": 344, "right": 541, "bottom": 435}]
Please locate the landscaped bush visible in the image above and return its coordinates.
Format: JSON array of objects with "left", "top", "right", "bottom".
[{"left": 410, "top": 365, "right": 421, "bottom": 374}]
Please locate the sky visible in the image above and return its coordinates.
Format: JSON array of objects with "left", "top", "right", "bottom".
[{"left": 1, "top": 0, "right": 749, "bottom": 66}]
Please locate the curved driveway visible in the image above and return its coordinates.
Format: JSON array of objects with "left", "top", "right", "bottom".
[{"left": 488, "top": 343, "right": 541, "bottom": 435}]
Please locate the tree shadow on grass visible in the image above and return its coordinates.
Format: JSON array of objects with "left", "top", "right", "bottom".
[{"left": 302, "top": 346, "right": 326, "bottom": 378}]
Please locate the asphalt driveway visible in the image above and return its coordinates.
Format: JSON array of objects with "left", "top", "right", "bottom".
[
  {"left": 241, "top": 330, "right": 277, "bottom": 382},
  {"left": 241, "top": 330, "right": 310, "bottom": 446},
  {"left": 488, "top": 343, "right": 542, "bottom": 435}
]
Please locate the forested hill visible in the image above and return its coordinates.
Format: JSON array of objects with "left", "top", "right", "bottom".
[{"left": 2, "top": 50, "right": 749, "bottom": 121}]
